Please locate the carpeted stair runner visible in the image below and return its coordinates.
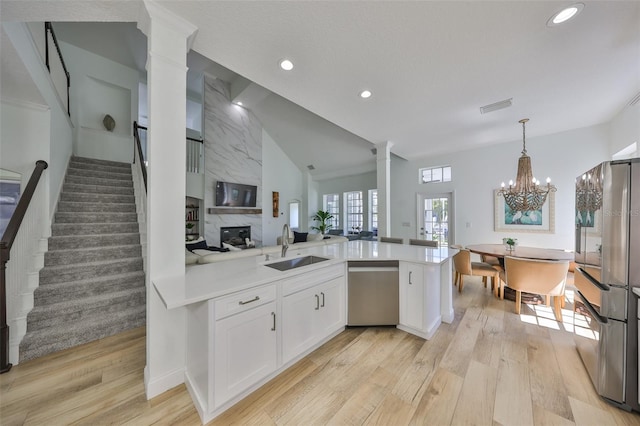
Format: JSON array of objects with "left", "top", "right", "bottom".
[{"left": 19, "top": 156, "right": 146, "bottom": 362}]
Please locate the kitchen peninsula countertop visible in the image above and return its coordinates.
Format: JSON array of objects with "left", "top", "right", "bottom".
[{"left": 154, "top": 240, "right": 456, "bottom": 309}]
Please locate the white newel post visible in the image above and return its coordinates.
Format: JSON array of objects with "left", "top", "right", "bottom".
[
  {"left": 138, "top": 1, "right": 198, "bottom": 399},
  {"left": 376, "top": 141, "right": 392, "bottom": 237}
]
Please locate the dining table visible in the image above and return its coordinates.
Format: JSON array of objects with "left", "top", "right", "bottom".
[
  {"left": 465, "top": 244, "right": 574, "bottom": 302},
  {"left": 465, "top": 244, "right": 574, "bottom": 262}
]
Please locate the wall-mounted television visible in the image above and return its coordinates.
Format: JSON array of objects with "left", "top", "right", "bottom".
[{"left": 215, "top": 181, "right": 257, "bottom": 207}]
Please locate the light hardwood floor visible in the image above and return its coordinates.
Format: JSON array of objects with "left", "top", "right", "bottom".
[{"left": 2, "top": 276, "right": 640, "bottom": 425}]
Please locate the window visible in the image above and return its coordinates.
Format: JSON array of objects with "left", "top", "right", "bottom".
[
  {"left": 345, "top": 191, "right": 363, "bottom": 234},
  {"left": 368, "top": 189, "right": 378, "bottom": 232},
  {"left": 289, "top": 201, "right": 299, "bottom": 229},
  {"left": 323, "top": 194, "right": 340, "bottom": 229},
  {"left": 420, "top": 165, "right": 451, "bottom": 184}
]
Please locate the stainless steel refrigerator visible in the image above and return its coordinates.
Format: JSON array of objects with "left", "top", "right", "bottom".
[{"left": 574, "top": 158, "right": 640, "bottom": 412}]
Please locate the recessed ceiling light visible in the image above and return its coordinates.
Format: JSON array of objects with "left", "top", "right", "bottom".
[
  {"left": 360, "top": 90, "right": 372, "bottom": 99},
  {"left": 279, "top": 59, "right": 294, "bottom": 71},
  {"left": 547, "top": 3, "right": 584, "bottom": 26},
  {"left": 236, "top": 101, "right": 243, "bottom": 106}
]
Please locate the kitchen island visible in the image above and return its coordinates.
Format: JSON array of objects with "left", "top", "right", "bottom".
[{"left": 153, "top": 240, "right": 455, "bottom": 423}]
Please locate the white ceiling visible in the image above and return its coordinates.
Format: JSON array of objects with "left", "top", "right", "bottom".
[{"left": 2, "top": 1, "right": 639, "bottom": 179}]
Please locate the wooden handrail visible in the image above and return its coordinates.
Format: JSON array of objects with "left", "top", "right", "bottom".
[
  {"left": 0, "top": 160, "right": 48, "bottom": 373},
  {"left": 133, "top": 121, "right": 147, "bottom": 192},
  {"left": 44, "top": 22, "right": 70, "bottom": 117}
]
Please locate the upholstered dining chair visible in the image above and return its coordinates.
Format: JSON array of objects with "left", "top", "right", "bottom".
[
  {"left": 409, "top": 239, "right": 438, "bottom": 247},
  {"left": 481, "top": 254, "right": 502, "bottom": 271},
  {"left": 502, "top": 257, "right": 569, "bottom": 322},
  {"left": 379, "top": 236, "right": 404, "bottom": 244},
  {"left": 452, "top": 249, "right": 500, "bottom": 295}
]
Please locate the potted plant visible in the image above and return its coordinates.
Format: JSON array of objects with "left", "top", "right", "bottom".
[
  {"left": 503, "top": 237, "right": 517, "bottom": 252},
  {"left": 311, "top": 210, "right": 334, "bottom": 235},
  {"left": 186, "top": 222, "right": 195, "bottom": 234}
]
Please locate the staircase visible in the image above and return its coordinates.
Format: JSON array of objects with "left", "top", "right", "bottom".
[{"left": 19, "top": 156, "right": 146, "bottom": 362}]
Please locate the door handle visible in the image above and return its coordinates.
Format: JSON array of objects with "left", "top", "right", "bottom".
[
  {"left": 271, "top": 312, "right": 276, "bottom": 331},
  {"left": 315, "top": 294, "right": 320, "bottom": 310},
  {"left": 409, "top": 271, "right": 413, "bottom": 284},
  {"left": 321, "top": 292, "right": 325, "bottom": 307}
]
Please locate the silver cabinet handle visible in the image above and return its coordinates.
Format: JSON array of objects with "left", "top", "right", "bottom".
[
  {"left": 239, "top": 296, "right": 260, "bottom": 305},
  {"left": 271, "top": 312, "right": 276, "bottom": 331},
  {"left": 315, "top": 294, "right": 320, "bottom": 310},
  {"left": 409, "top": 271, "right": 413, "bottom": 284},
  {"left": 321, "top": 292, "right": 325, "bottom": 307}
]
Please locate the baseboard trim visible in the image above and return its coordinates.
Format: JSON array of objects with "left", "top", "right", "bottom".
[{"left": 144, "top": 365, "right": 185, "bottom": 399}]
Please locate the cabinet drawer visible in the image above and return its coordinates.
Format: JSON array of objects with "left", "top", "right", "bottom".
[
  {"left": 214, "top": 284, "right": 276, "bottom": 320},
  {"left": 281, "top": 263, "right": 345, "bottom": 296}
]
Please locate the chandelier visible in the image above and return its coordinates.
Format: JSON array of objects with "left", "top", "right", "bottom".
[{"left": 498, "top": 119, "right": 556, "bottom": 212}]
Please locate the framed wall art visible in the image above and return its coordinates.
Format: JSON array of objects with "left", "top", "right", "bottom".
[{"left": 494, "top": 189, "right": 555, "bottom": 234}]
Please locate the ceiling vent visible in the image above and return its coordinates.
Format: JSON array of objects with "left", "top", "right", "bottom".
[
  {"left": 628, "top": 92, "right": 640, "bottom": 106},
  {"left": 480, "top": 98, "right": 513, "bottom": 114},
  {"left": 307, "top": 164, "right": 315, "bottom": 170},
  {"left": 371, "top": 148, "right": 377, "bottom": 155}
]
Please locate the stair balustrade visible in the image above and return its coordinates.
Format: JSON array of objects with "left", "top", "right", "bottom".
[
  {"left": 45, "top": 22, "right": 70, "bottom": 117},
  {"left": 1, "top": 160, "right": 48, "bottom": 373}
]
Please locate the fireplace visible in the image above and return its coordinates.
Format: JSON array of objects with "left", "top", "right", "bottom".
[{"left": 220, "top": 226, "right": 251, "bottom": 248}]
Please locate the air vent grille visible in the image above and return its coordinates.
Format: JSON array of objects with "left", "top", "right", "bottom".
[
  {"left": 307, "top": 164, "right": 315, "bottom": 170},
  {"left": 629, "top": 92, "right": 640, "bottom": 106},
  {"left": 480, "top": 98, "right": 513, "bottom": 114}
]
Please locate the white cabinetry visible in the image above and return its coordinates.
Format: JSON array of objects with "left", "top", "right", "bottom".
[
  {"left": 213, "top": 300, "right": 277, "bottom": 407},
  {"left": 186, "top": 284, "right": 278, "bottom": 421},
  {"left": 185, "top": 263, "right": 346, "bottom": 423},
  {"left": 399, "top": 262, "right": 424, "bottom": 330},
  {"left": 282, "top": 266, "right": 346, "bottom": 365},
  {"left": 398, "top": 261, "right": 442, "bottom": 340}
]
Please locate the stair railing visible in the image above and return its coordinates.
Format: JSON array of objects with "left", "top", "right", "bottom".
[
  {"left": 45, "top": 22, "right": 70, "bottom": 117},
  {"left": 0, "top": 160, "right": 48, "bottom": 373},
  {"left": 186, "top": 136, "right": 204, "bottom": 174},
  {"left": 133, "top": 121, "right": 147, "bottom": 192}
]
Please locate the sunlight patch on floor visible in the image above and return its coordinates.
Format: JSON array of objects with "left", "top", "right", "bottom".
[{"left": 517, "top": 288, "right": 576, "bottom": 331}]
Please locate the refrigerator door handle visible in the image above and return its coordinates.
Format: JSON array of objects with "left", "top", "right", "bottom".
[
  {"left": 577, "top": 267, "right": 610, "bottom": 292},
  {"left": 577, "top": 290, "right": 608, "bottom": 324}
]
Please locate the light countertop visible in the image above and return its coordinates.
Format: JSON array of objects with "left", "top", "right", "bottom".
[{"left": 154, "top": 240, "right": 455, "bottom": 309}]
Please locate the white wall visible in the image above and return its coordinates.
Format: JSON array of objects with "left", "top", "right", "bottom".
[
  {"left": 390, "top": 123, "right": 610, "bottom": 250},
  {"left": 262, "top": 129, "right": 303, "bottom": 246},
  {"left": 60, "top": 41, "right": 139, "bottom": 163},
  {"left": 610, "top": 102, "right": 640, "bottom": 158}
]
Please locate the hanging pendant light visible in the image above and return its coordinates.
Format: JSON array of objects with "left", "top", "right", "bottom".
[{"left": 498, "top": 119, "right": 556, "bottom": 212}]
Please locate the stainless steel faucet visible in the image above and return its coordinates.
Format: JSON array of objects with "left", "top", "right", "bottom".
[{"left": 281, "top": 223, "right": 290, "bottom": 257}]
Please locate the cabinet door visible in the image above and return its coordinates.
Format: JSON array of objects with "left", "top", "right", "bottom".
[
  {"left": 214, "top": 301, "right": 277, "bottom": 408},
  {"left": 399, "top": 262, "right": 424, "bottom": 331},
  {"left": 282, "top": 285, "right": 322, "bottom": 364},
  {"left": 317, "top": 277, "right": 346, "bottom": 337}
]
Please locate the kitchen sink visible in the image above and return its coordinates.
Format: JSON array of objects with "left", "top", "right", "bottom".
[{"left": 264, "top": 255, "right": 329, "bottom": 271}]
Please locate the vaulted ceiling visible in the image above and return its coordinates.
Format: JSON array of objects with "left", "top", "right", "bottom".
[{"left": 2, "top": 1, "right": 639, "bottom": 179}]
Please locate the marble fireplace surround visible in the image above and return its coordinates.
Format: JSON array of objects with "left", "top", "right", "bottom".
[{"left": 203, "top": 75, "right": 263, "bottom": 247}]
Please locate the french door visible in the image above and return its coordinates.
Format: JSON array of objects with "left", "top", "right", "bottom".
[{"left": 416, "top": 192, "right": 454, "bottom": 247}]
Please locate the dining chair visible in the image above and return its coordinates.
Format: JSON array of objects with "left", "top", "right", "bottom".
[
  {"left": 502, "top": 257, "right": 569, "bottom": 321},
  {"left": 379, "top": 236, "right": 404, "bottom": 244},
  {"left": 452, "top": 249, "right": 500, "bottom": 295},
  {"left": 409, "top": 238, "right": 437, "bottom": 247},
  {"left": 481, "top": 254, "right": 502, "bottom": 271}
]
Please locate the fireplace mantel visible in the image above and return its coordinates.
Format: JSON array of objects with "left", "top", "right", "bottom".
[{"left": 207, "top": 208, "right": 262, "bottom": 215}]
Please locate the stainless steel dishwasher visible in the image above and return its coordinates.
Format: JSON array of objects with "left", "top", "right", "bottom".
[{"left": 347, "top": 260, "right": 399, "bottom": 326}]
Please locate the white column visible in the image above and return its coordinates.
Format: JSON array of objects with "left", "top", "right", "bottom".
[
  {"left": 138, "top": 1, "right": 197, "bottom": 399},
  {"left": 376, "top": 141, "right": 393, "bottom": 237}
]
